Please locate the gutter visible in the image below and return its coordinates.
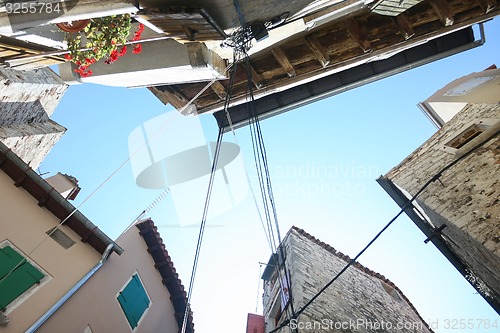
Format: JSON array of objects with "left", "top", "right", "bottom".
[
  {"left": 0, "top": 142, "right": 123, "bottom": 256},
  {"left": 214, "top": 23, "right": 487, "bottom": 130},
  {"left": 25, "top": 244, "right": 115, "bottom": 333},
  {"left": 377, "top": 176, "right": 500, "bottom": 314},
  {"left": 416, "top": 23, "right": 487, "bottom": 130}
]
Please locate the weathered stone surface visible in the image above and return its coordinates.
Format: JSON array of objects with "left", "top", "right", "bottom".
[
  {"left": 263, "top": 227, "right": 432, "bottom": 332},
  {"left": 385, "top": 103, "right": 500, "bottom": 304},
  {"left": 0, "top": 67, "right": 67, "bottom": 169},
  {"left": 0, "top": 67, "right": 67, "bottom": 121},
  {"left": 0, "top": 120, "right": 66, "bottom": 169}
]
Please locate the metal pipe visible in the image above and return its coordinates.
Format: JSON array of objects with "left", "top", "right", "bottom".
[{"left": 24, "top": 243, "right": 115, "bottom": 333}]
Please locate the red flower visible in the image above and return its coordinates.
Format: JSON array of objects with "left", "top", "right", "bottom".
[
  {"left": 109, "top": 49, "right": 119, "bottom": 62},
  {"left": 132, "top": 24, "right": 145, "bottom": 41},
  {"left": 64, "top": 54, "right": 72, "bottom": 60},
  {"left": 73, "top": 66, "right": 93, "bottom": 77},
  {"left": 132, "top": 44, "right": 142, "bottom": 54},
  {"left": 119, "top": 46, "right": 127, "bottom": 56},
  {"left": 82, "top": 69, "right": 93, "bottom": 77}
]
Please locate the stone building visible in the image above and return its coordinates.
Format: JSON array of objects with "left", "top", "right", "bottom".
[
  {"left": 0, "top": 67, "right": 67, "bottom": 169},
  {"left": 261, "top": 227, "right": 432, "bottom": 333},
  {"left": 378, "top": 67, "right": 500, "bottom": 313}
]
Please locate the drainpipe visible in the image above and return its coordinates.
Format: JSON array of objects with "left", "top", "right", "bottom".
[{"left": 25, "top": 243, "right": 115, "bottom": 333}]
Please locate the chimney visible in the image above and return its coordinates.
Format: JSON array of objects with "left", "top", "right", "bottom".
[
  {"left": 45, "top": 172, "right": 81, "bottom": 200},
  {"left": 246, "top": 313, "right": 265, "bottom": 333}
]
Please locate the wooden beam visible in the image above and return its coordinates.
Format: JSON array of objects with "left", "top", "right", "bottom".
[
  {"left": 395, "top": 13, "right": 415, "bottom": 40},
  {"left": 243, "top": 62, "right": 264, "bottom": 89},
  {"left": 210, "top": 81, "right": 226, "bottom": 99},
  {"left": 272, "top": 47, "right": 296, "bottom": 77},
  {"left": 305, "top": 35, "right": 330, "bottom": 67},
  {"left": 430, "top": 0, "right": 454, "bottom": 26},
  {"left": 147, "top": 86, "right": 189, "bottom": 110},
  {"left": 478, "top": 0, "right": 496, "bottom": 13},
  {"left": 182, "top": 26, "right": 196, "bottom": 41},
  {"left": 346, "top": 18, "right": 372, "bottom": 53}
]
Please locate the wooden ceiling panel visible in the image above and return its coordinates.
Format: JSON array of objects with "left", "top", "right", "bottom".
[{"left": 148, "top": 0, "right": 500, "bottom": 114}]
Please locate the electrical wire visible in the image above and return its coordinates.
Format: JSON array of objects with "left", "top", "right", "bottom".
[
  {"left": 0, "top": 64, "right": 233, "bottom": 290},
  {"left": 269, "top": 128, "right": 500, "bottom": 333},
  {"left": 230, "top": 36, "right": 297, "bottom": 329},
  {"left": 180, "top": 127, "right": 225, "bottom": 333}
]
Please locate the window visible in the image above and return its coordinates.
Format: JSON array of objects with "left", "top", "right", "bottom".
[
  {"left": 0, "top": 245, "right": 45, "bottom": 310},
  {"left": 46, "top": 227, "right": 75, "bottom": 249},
  {"left": 446, "top": 124, "right": 483, "bottom": 149},
  {"left": 441, "top": 119, "right": 498, "bottom": 154},
  {"left": 117, "top": 274, "right": 150, "bottom": 329}
]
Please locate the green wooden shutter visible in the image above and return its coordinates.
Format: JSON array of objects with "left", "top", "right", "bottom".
[
  {"left": 0, "top": 246, "right": 44, "bottom": 310},
  {"left": 117, "top": 274, "right": 150, "bottom": 328}
]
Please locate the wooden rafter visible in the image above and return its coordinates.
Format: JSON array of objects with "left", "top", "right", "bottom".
[
  {"left": 149, "top": 0, "right": 500, "bottom": 115},
  {"left": 430, "top": 0, "right": 455, "bottom": 26},
  {"left": 243, "top": 62, "right": 264, "bottom": 89},
  {"left": 478, "top": 0, "right": 497, "bottom": 13},
  {"left": 148, "top": 86, "right": 189, "bottom": 110},
  {"left": 272, "top": 47, "right": 296, "bottom": 77},
  {"left": 305, "top": 34, "right": 330, "bottom": 67},
  {"left": 346, "top": 18, "right": 372, "bottom": 53},
  {"left": 210, "top": 81, "right": 226, "bottom": 99},
  {"left": 395, "top": 13, "right": 415, "bottom": 40}
]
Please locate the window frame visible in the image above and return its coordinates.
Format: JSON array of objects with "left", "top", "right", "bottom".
[
  {"left": 0, "top": 241, "right": 50, "bottom": 314},
  {"left": 441, "top": 118, "right": 498, "bottom": 155},
  {"left": 116, "top": 273, "right": 151, "bottom": 330}
]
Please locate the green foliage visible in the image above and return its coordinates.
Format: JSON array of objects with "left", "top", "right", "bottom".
[{"left": 65, "top": 14, "right": 132, "bottom": 65}]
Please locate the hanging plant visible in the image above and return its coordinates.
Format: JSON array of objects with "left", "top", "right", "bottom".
[{"left": 61, "top": 14, "right": 144, "bottom": 77}]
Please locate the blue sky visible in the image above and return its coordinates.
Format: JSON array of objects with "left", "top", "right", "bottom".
[{"left": 43, "top": 18, "right": 499, "bottom": 332}]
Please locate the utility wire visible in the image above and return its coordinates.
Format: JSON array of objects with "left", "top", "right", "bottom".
[
  {"left": 180, "top": 123, "right": 226, "bottom": 333},
  {"left": 269, "top": 128, "right": 500, "bottom": 333},
  {"left": 236, "top": 45, "right": 297, "bottom": 330},
  {"left": 0, "top": 63, "right": 233, "bottom": 289}
]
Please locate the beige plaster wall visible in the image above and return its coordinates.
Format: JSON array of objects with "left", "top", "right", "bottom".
[
  {"left": 0, "top": 171, "right": 101, "bottom": 332},
  {"left": 37, "top": 223, "right": 180, "bottom": 333}
]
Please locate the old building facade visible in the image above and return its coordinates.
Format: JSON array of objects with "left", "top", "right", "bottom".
[
  {"left": 37, "top": 218, "right": 194, "bottom": 333},
  {"left": 0, "top": 141, "right": 122, "bottom": 332},
  {"left": 0, "top": 67, "right": 67, "bottom": 169},
  {"left": 378, "top": 67, "right": 500, "bottom": 313},
  {"left": 262, "top": 227, "right": 432, "bottom": 333}
]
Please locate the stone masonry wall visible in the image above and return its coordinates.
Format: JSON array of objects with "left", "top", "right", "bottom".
[
  {"left": 0, "top": 67, "right": 68, "bottom": 169},
  {"left": 385, "top": 103, "right": 500, "bottom": 302},
  {"left": 0, "top": 121, "right": 66, "bottom": 169},
  {"left": 282, "top": 227, "right": 431, "bottom": 333},
  {"left": 0, "top": 67, "right": 67, "bottom": 122}
]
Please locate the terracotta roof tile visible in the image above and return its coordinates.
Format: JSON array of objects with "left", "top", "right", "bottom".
[{"left": 136, "top": 219, "right": 194, "bottom": 333}]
